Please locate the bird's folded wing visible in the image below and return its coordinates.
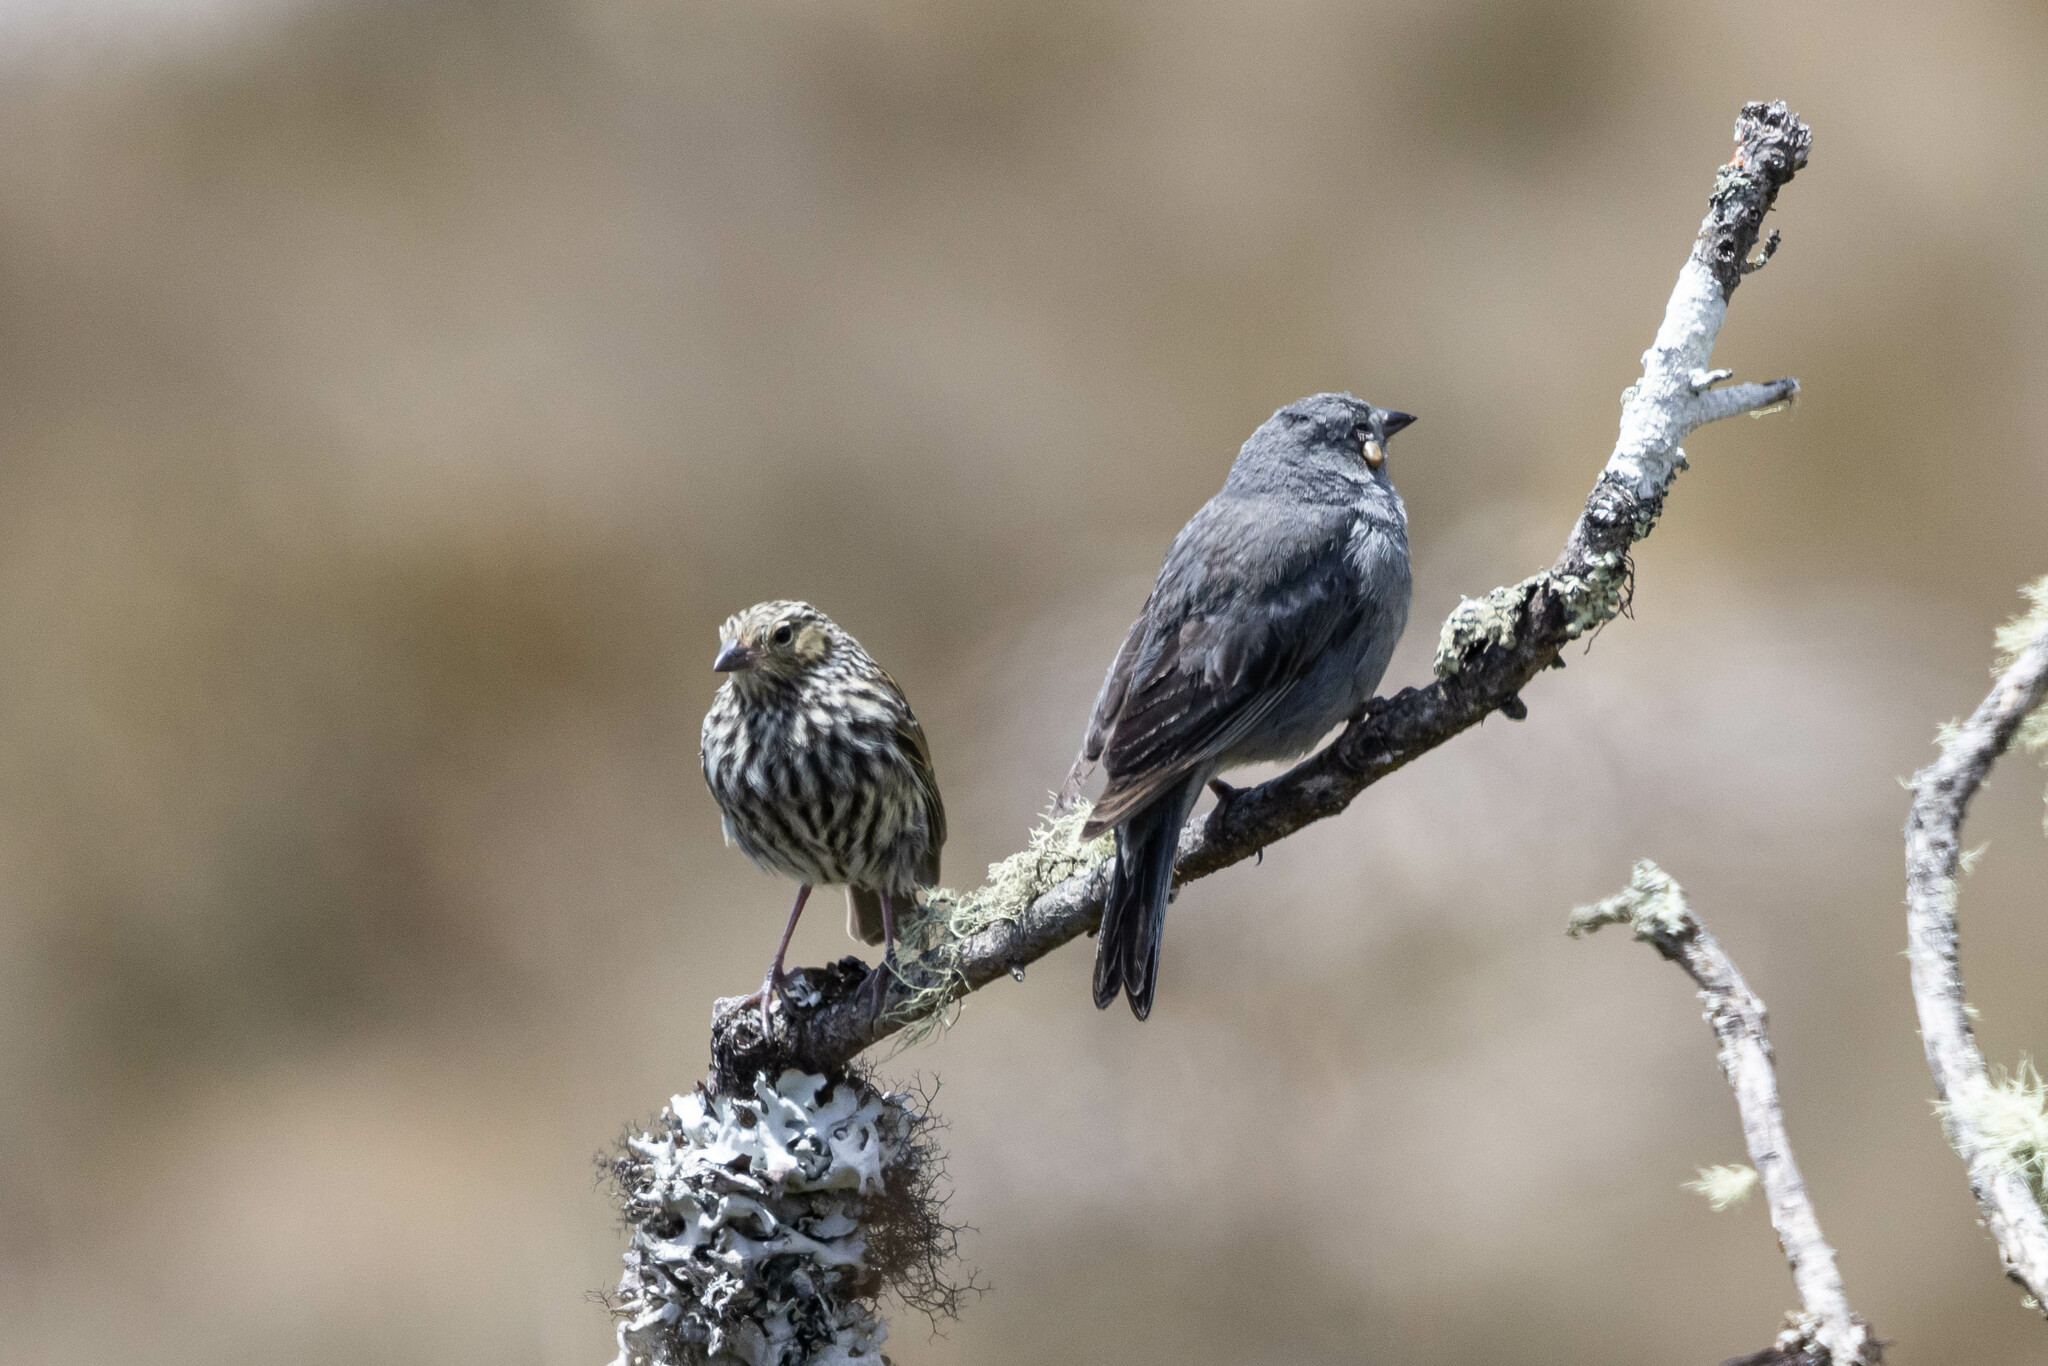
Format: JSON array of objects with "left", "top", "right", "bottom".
[
  {"left": 1058, "top": 595, "right": 1152, "bottom": 811},
  {"left": 896, "top": 708, "right": 947, "bottom": 884},
  {"left": 1084, "top": 499, "right": 1361, "bottom": 834},
  {"left": 868, "top": 660, "right": 947, "bottom": 883}
]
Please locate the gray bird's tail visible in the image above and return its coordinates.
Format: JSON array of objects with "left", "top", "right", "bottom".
[{"left": 1093, "top": 774, "right": 1202, "bottom": 1020}]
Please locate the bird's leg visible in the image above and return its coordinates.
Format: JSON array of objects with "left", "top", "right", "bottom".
[
  {"left": 859, "top": 891, "right": 899, "bottom": 1024},
  {"left": 750, "top": 884, "right": 812, "bottom": 1036}
]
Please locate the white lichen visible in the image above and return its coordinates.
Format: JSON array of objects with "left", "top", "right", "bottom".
[
  {"left": 888, "top": 803, "right": 1114, "bottom": 1046},
  {"left": 608, "top": 1072, "right": 916, "bottom": 1366},
  {"left": 1766, "top": 1312, "right": 1827, "bottom": 1361},
  {"left": 1993, "top": 576, "right": 2048, "bottom": 828},
  {"left": 1937, "top": 1060, "right": 2048, "bottom": 1205},
  {"left": 1685, "top": 1163, "right": 1760, "bottom": 1211},
  {"left": 1567, "top": 860, "right": 1694, "bottom": 942}
]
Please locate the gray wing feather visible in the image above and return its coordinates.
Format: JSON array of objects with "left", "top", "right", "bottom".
[
  {"left": 1082, "top": 497, "right": 1361, "bottom": 834},
  {"left": 1058, "top": 595, "right": 1152, "bottom": 809}
]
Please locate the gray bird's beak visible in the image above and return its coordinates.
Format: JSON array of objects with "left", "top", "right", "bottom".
[
  {"left": 712, "top": 640, "right": 755, "bottom": 672},
  {"left": 1381, "top": 410, "right": 1417, "bottom": 437}
]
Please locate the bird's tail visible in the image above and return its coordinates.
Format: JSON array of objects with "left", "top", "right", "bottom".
[
  {"left": 1092, "top": 774, "right": 1201, "bottom": 1020},
  {"left": 846, "top": 887, "right": 886, "bottom": 945}
]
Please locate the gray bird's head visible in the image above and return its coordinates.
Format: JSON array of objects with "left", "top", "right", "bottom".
[
  {"left": 1225, "top": 392, "right": 1417, "bottom": 501},
  {"left": 713, "top": 600, "right": 840, "bottom": 684}
]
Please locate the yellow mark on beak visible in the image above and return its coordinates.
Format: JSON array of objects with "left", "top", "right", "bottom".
[{"left": 1363, "top": 439, "right": 1386, "bottom": 470}]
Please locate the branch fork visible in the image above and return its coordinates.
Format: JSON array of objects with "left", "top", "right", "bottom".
[{"left": 1573, "top": 862, "right": 1878, "bottom": 1365}]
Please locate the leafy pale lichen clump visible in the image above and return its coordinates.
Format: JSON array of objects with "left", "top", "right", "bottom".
[
  {"left": 608, "top": 1072, "right": 916, "bottom": 1366},
  {"left": 1938, "top": 1061, "right": 2048, "bottom": 1206},
  {"left": 1555, "top": 552, "right": 1632, "bottom": 638},
  {"left": 887, "top": 804, "right": 1114, "bottom": 1045},
  {"left": 1685, "top": 1163, "right": 1760, "bottom": 1211},
  {"left": 1567, "top": 860, "right": 1693, "bottom": 942},
  {"left": 1433, "top": 554, "right": 1630, "bottom": 680},
  {"left": 1434, "top": 572, "right": 1549, "bottom": 677}
]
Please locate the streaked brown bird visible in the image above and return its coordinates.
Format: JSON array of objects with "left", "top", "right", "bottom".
[{"left": 700, "top": 601, "right": 946, "bottom": 1029}]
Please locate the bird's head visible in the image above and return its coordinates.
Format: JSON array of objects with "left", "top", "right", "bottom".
[
  {"left": 713, "top": 600, "right": 836, "bottom": 682},
  {"left": 1231, "top": 392, "right": 1417, "bottom": 496},
  {"left": 1287, "top": 392, "right": 1417, "bottom": 471}
]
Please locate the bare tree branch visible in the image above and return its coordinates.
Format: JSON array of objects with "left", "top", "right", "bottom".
[
  {"left": 1905, "top": 591, "right": 2048, "bottom": 1308},
  {"left": 706, "top": 101, "right": 1812, "bottom": 1094},
  {"left": 1573, "top": 862, "right": 1879, "bottom": 1366}
]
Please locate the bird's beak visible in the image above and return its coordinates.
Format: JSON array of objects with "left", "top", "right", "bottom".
[
  {"left": 713, "top": 639, "right": 755, "bottom": 673},
  {"left": 1380, "top": 410, "right": 1417, "bottom": 437},
  {"left": 1362, "top": 439, "right": 1386, "bottom": 471}
]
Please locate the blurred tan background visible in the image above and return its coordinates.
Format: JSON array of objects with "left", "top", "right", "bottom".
[{"left": 1, "top": 1, "right": 2045, "bottom": 1362}]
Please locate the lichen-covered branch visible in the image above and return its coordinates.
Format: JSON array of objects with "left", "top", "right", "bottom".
[
  {"left": 704, "top": 100, "right": 1811, "bottom": 1093},
  {"left": 1572, "top": 863, "right": 1878, "bottom": 1366},
  {"left": 1906, "top": 579, "right": 2048, "bottom": 1308}
]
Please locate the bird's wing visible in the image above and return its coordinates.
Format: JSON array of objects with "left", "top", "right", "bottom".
[
  {"left": 1056, "top": 593, "right": 1152, "bottom": 810},
  {"left": 1083, "top": 497, "right": 1362, "bottom": 835},
  {"left": 1083, "top": 596, "right": 1150, "bottom": 763},
  {"left": 883, "top": 681, "right": 947, "bottom": 884}
]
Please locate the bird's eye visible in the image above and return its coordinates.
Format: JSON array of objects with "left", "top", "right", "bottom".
[{"left": 772, "top": 624, "right": 794, "bottom": 645}]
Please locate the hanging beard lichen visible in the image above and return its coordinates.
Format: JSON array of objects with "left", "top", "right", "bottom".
[{"left": 881, "top": 803, "right": 1114, "bottom": 1047}]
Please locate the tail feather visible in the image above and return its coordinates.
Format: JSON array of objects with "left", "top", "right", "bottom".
[
  {"left": 1092, "top": 774, "right": 1202, "bottom": 1020},
  {"left": 847, "top": 887, "right": 886, "bottom": 945}
]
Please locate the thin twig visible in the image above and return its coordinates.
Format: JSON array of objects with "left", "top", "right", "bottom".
[
  {"left": 1905, "top": 598, "right": 2048, "bottom": 1307},
  {"left": 1572, "top": 863, "right": 1878, "bottom": 1366},
  {"left": 707, "top": 101, "right": 1812, "bottom": 1093}
]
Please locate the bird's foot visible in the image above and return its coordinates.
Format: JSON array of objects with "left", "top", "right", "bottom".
[
  {"left": 1205, "top": 776, "right": 1244, "bottom": 836},
  {"left": 743, "top": 968, "right": 791, "bottom": 1037},
  {"left": 857, "top": 959, "right": 893, "bottom": 1025},
  {"left": 1347, "top": 694, "right": 1392, "bottom": 727}
]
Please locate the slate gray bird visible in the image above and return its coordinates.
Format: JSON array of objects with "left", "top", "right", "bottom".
[
  {"left": 1064, "top": 393, "right": 1415, "bottom": 1019},
  {"left": 700, "top": 601, "right": 946, "bottom": 1029}
]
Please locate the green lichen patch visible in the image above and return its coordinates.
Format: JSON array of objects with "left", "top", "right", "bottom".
[
  {"left": 1434, "top": 573, "right": 1547, "bottom": 678},
  {"left": 1938, "top": 1060, "right": 2048, "bottom": 1206},
  {"left": 924, "top": 804, "right": 1114, "bottom": 944},
  {"left": 1568, "top": 859, "right": 1694, "bottom": 942},
  {"left": 1433, "top": 554, "right": 1632, "bottom": 681},
  {"left": 884, "top": 804, "right": 1115, "bottom": 1047},
  {"left": 1554, "top": 551, "right": 1630, "bottom": 639}
]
